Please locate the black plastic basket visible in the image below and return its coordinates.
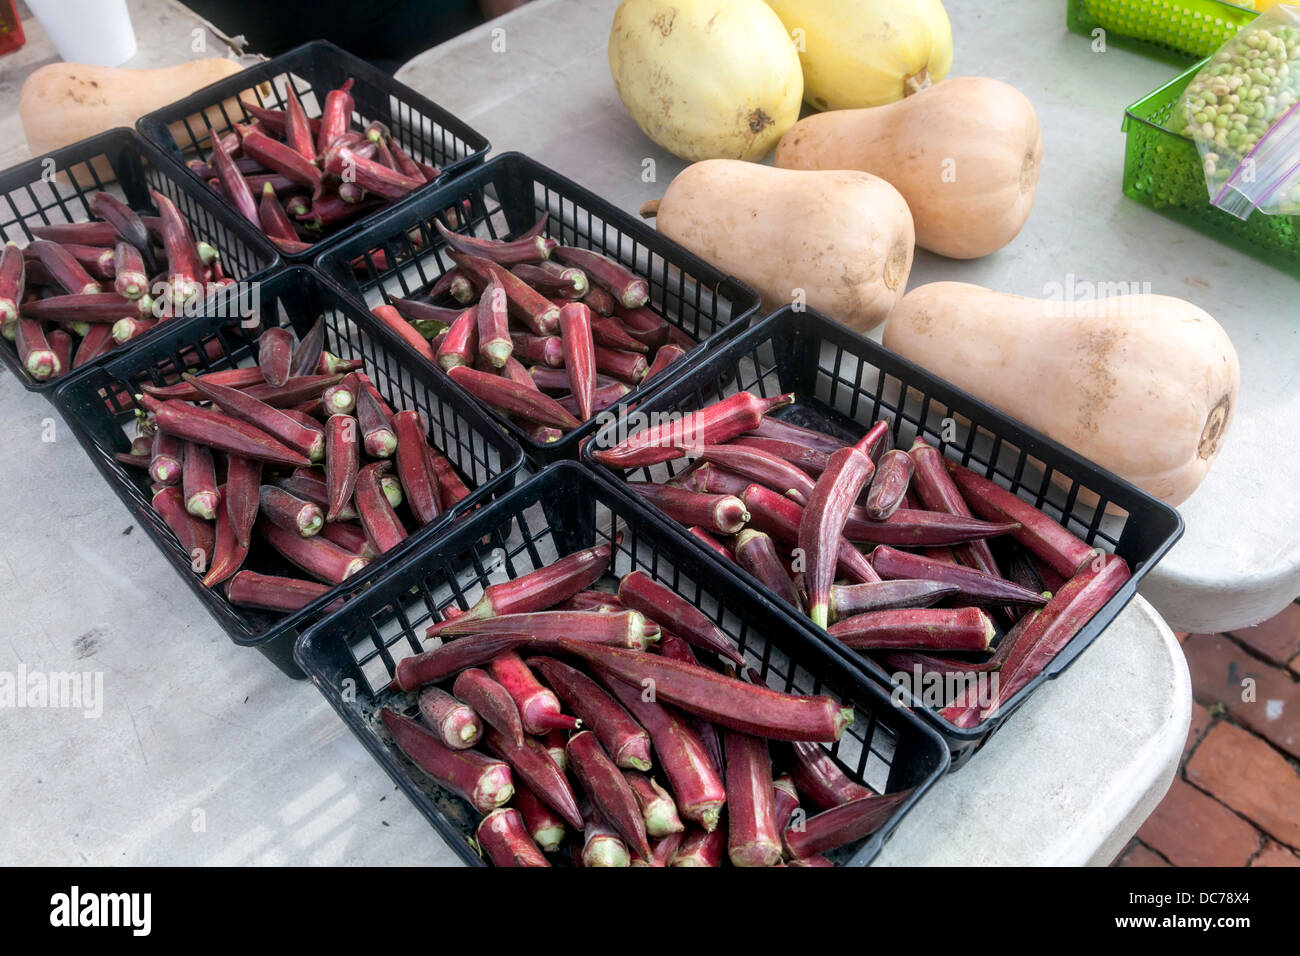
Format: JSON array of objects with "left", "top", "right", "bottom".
[
  {"left": 0, "top": 127, "right": 278, "bottom": 394},
  {"left": 135, "top": 40, "right": 490, "bottom": 261},
  {"left": 294, "top": 461, "right": 949, "bottom": 866},
  {"left": 583, "top": 306, "right": 1185, "bottom": 769},
  {"left": 314, "top": 151, "right": 762, "bottom": 464},
  {"left": 52, "top": 266, "right": 524, "bottom": 678}
]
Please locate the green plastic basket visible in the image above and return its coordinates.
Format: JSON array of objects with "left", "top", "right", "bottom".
[
  {"left": 1067, "top": 0, "right": 1257, "bottom": 63},
  {"left": 1122, "top": 60, "right": 1300, "bottom": 277}
]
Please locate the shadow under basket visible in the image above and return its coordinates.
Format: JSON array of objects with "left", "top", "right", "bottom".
[
  {"left": 135, "top": 39, "right": 490, "bottom": 261},
  {"left": 0, "top": 126, "right": 278, "bottom": 394},
  {"left": 294, "top": 461, "right": 949, "bottom": 866},
  {"left": 583, "top": 306, "right": 1184, "bottom": 770},
  {"left": 52, "top": 265, "right": 524, "bottom": 678},
  {"left": 313, "top": 151, "right": 762, "bottom": 465}
]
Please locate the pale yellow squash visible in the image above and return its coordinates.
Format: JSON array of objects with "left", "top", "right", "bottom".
[
  {"left": 882, "top": 282, "right": 1239, "bottom": 505},
  {"left": 608, "top": 0, "right": 802, "bottom": 162},
  {"left": 649, "top": 160, "right": 914, "bottom": 331},
  {"left": 775, "top": 77, "right": 1043, "bottom": 259},
  {"left": 765, "top": 0, "right": 953, "bottom": 110}
]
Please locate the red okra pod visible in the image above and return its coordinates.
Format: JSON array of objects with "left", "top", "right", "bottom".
[
  {"left": 87, "top": 191, "right": 152, "bottom": 262},
  {"left": 436, "top": 306, "right": 477, "bottom": 370},
  {"left": 581, "top": 284, "right": 616, "bottom": 316},
  {"left": 688, "top": 525, "right": 736, "bottom": 564},
  {"left": 280, "top": 83, "right": 316, "bottom": 162},
  {"left": 0, "top": 242, "right": 25, "bottom": 336},
  {"left": 512, "top": 261, "right": 587, "bottom": 299},
  {"left": 543, "top": 730, "right": 567, "bottom": 773},
  {"left": 789, "top": 741, "right": 872, "bottom": 810},
  {"left": 112, "top": 316, "right": 157, "bottom": 344},
  {"left": 724, "top": 730, "right": 783, "bottom": 867},
  {"left": 390, "top": 296, "right": 466, "bottom": 330},
  {"left": 552, "top": 246, "right": 649, "bottom": 309},
  {"left": 566, "top": 730, "right": 653, "bottom": 861},
  {"left": 476, "top": 808, "right": 549, "bottom": 867},
  {"left": 558, "top": 382, "right": 630, "bottom": 418},
  {"left": 624, "top": 771, "right": 685, "bottom": 838},
  {"left": 391, "top": 410, "right": 441, "bottom": 525},
  {"left": 149, "top": 428, "right": 183, "bottom": 485},
  {"left": 598, "top": 672, "right": 726, "bottom": 831},
  {"left": 417, "top": 685, "right": 483, "bottom": 749},
  {"left": 290, "top": 316, "right": 326, "bottom": 380},
  {"left": 259, "top": 485, "right": 325, "bottom": 537},
  {"left": 29, "top": 240, "right": 100, "bottom": 295},
  {"left": 626, "top": 482, "right": 749, "bottom": 535},
  {"left": 225, "top": 455, "right": 261, "bottom": 549},
  {"left": 225, "top": 570, "right": 328, "bottom": 611},
  {"left": 152, "top": 486, "right": 214, "bottom": 570},
  {"left": 483, "top": 728, "right": 584, "bottom": 830},
  {"left": 644, "top": 343, "right": 685, "bottom": 381},
  {"left": 259, "top": 518, "right": 366, "bottom": 583},
  {"left": 871, "top": 545, "right": 1048, "bottom": 608},
  {"left": 443, "top": 610, "right": 657, "bottom": 651},
  {"left": 593, "top": 345, "right": 648, "bottom": 384},
  {"left": 76, "top": 327, "right": 117, "bottom": 369},
  {"left": 180, "top": 372, "right": 325, "bottom": 462},
  {"left": 842, "top": 508, "right": 1020, "bottom": 547},
  {"left": 671, "top": 827, "right": 726, "bottom": 867},
  {"left": 730, "top": 435, "right": 830, "bottom": 475},
  {"left": 330, "top": 146, "right": 424, "bottom": 201},
  {"left": 435, "top": 218, "right": 552, "bottom": 265},
  {"left": 380, "top": 708, "right": 514, "bottom": 815},
  {"left": 449, "top": 252, "right": 559, "bottom": 336},
  {"left": 700, "top": 442, "right": 816, "bottom": 504},
  {"left": 594, "top": 391, "right": 795, "bottom": 468},
  {"left": 447, "top": 365, "right": 581, "bottom": 431},
  {"left": 385, "top": 134, "right": 433, "bottom": 183},
  {"left": 773, "top": 774, "right": 800, "bottom": 833},
  {"left": 47, "top": 329, "right": 72, "bottom": 376},
  {"left": 865, "top": 449, "right": 914, "bottom": 520},
  {"left": 748, "top": 417, "right": 847, "bottom": 455},
  {"left": 613, "top": 304, "right": 668, "bottom": 348},
  {"left": 514, "top": 785, "right": 566, "bottom": 853},
  {"left": 354, "top": 460, "right": 407, "bottom": 553},
  {"left": 201, "top": 486, "right": 248, "bottom": 588},
  {"left": 182, "top": 441, "right": 220, "bottom": 519},
  {"left": 143, "top": 366, "right": 263, "bottom": 400},
  {"left": 319, "top": 520, "right": 377, "bottom": 559},
  {"left": 528, "top": 365, "right": 617, "bottom": 392},
  {"left": 617, "top": 570, "right": 744, "bottom": 667},
  {"left": 354, "top": 383, "right": 397, "bottom": 459},
  {"left": 828, "top": 579, "right": 960, "bottom": 621},
  {"left": 237, "top": 123, "right": 321, "bottom": 189},
  {"left": 783, "top": 790, "right": 912, "bottom": 859},
  {"left": 18, "top": 292, "right": 138, "bottom": 323},
  {"left": 488, "top": 651, "right": 580, "bottom": 734},
  {"left": 15, "top": 319, "right": 59, "bottom": 380},
  {"left": 580, "top": 812, "right": 629, "bottom": 867},
  {"left": 829, "top": 606, "right": 996, "bottom": 653},
  {"left": 113, "top": 241, "right": 147, "bottom": 301},
  {"left": 558, "top": 302, "right": 596, "bottom": 421},
  {"left": 944, "top": 461, "right": 1100, "bottom": 580},
  {"left": 242, "top": 374, "right": 344, "bottom": 408},
  {"left": 238, "top": 100, "right": 322, "bottom": 138},
  {"left": 430, "top": 266, "right": 476, "bottom": 303},
  {"left": 475, "top": 277, "right": 512, "bottom": 368},
  {"left": 324, "top": 414, "right": 359, "bottom": 521},
  {"left": 315, "top": 76, "right": 355, "bottom": 153},
  {"left": 735, "top": 528, "right": 803, "bottom": 610},
  {"left": 277, "top": 470, "right": 356, "bottom": 520},
  {"left": 563, "top": 640, "right": 853, "bottom": 742},
  {"left": 590, "top": 315, "right": 647, "bottom": 353},
  {"left": 396, "top": 634, "right": 530, "bottom": 694},
  {"left": 527, "top": 656, "right": 653, "bottom": 771},
  {"left": 427, "top": 540, "right": 614, "bottom": 635},
  {"left": 372, "top": 304, "right": 436, "bottom": 363},
  {"left": 800, "top": 431, "right": 879, "bottom": 628},
  {"left": 31, "top": 221, "right": 152, "bottom": 246},
  {"left": 257, "top": 326, "right": 295, "bottom": 388},
  {"left": 452, "top": 667, "right": 526, "bottom": 747},
  {"left": 151, "top": 188, "right": 206, "bottom": 303},
  {"left": 258, "top": 182, "right": 299, "bottom": 243},
  {"left": 741, "top": 484, "right": 881, "bottom": 585},
  {"left": 508, "top": 331, "right": 563, "bottom": 368},
  {"left": 209, "top": 129, "right": 258, "bottom": 229},
  {"left": 428, "top": 449, "right": 471, "bottom": 511}
]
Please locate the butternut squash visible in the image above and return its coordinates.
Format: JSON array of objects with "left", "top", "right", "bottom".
[
  {"left": 19, "top": 58, "right": 259, "bottom": 161},
  {"left": 645, "top": 160, "right": 914, "bottom": 331},
  {"left": 608, "top": 0, "right": 803, "bottom": 162},
  {"left": 882, "top": 282, "right": 1239, "bottom": 505},
  {"left": 775, "top": 77, "right": 1043, "bottom": 259},
  {"left": 764, "top": 0, "right": 953, "bottom": 110}
]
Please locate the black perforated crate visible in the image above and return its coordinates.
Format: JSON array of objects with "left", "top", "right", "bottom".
[
  {"left": 583, "top": 306, "right": 1185, "bottom": 769},
  {"left": 53, "top": 266, "right": 523, "bottom": 678},
  {"left": 314, "top": 151, "right": 762, "bottom": 464},
  {"left": 0, "top": 127, "right": 277, "bottom": 393},
  {"left": 294, "top": 462, "right": 949, "bottom": 865},
  {"left": 136, "top": 40, "right": 489, "bottom": 260}
]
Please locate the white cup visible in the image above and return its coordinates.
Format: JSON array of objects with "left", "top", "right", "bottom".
[{"left": 27, "top": 0, "right": 138, "bottom": 67}]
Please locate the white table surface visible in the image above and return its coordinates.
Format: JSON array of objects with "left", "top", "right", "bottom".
[
  {"left": 397, "top": 0, "right": 1300, "bottom": 636},
  {"left": 0, "top": 0, "right": 1188, "bottom": 867}
]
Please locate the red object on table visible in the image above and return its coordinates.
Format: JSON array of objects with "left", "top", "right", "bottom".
[{"left": 0, "top": 0, "right": 25, "bottom": 55}]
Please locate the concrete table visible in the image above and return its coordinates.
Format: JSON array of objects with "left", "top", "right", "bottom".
[
  {"left": 0, "top": 0, "right": 1185, "bottom": 866},
  {"left": 397, "top": 0, "right": 1299, "bottom": 636}
]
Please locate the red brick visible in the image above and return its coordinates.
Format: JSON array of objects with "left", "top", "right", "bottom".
[
  {"left": 1186, "top": 722, "right": 1300, "bottom": 849},
  {"left": 1183, "top": 634, "right": 1300, "bottom": 761},
  {"left": 1174, "top": 631, "right": 1190, "bottom": 644},
  {"left": 1251, "top": 840, "right": 1300, "bottom": 867},
  {"left": 1115, "top": 841, "right": 1170, "bottom": 867},
  {"left": 1183, "top": 702, "right": 1213, "bottom": 764},
  {"left": 1229, "top": 602, "right": 1300, "bottom": 667},
  {"left": 1137, "top": 777, "right": 1262, "bottom": 866}
]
